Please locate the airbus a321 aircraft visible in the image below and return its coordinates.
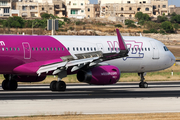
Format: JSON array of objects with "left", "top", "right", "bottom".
[{"left": 0, "top": 29, "right": 175, "bottom": 91}]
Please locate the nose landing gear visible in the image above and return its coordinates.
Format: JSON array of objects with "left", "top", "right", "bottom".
[{"left": 138, "top": 72, "right": 148, "bottom": 88}]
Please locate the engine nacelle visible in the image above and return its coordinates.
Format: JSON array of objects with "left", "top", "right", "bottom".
[
  {"left": 15, "top": 75, "right": 46, "bottom": 82},
  {"left": 77, "top": 65, "right": 120, "bottom": 85}
]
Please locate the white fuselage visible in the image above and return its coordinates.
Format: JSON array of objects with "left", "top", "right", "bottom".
[{"left": 53, "top": 36, "right": 175, "bottom": 73}]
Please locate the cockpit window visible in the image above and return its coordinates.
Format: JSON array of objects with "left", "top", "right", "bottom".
[{"left": 164, "top": 46, "right": 169, "bottom": 51}]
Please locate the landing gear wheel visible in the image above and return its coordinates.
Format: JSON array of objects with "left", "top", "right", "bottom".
[
  {"left": 8, "top": 80, "right": 18, "bottom": 90},
  {"left": 50, "top": 80, "right": 57, "bottom": 91},
  {"left": 139, "top": 82, "right": 148, "bottom": 88},
  {"left": 2, "top": 80, "right": 9, "bottom": 90},
  {"left": 56, "top": 81, "right": 66, "bottom": 91}
]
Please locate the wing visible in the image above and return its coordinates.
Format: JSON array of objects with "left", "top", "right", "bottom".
[{"left": 36, "top": 29, "right": 128, "bottom": 76}]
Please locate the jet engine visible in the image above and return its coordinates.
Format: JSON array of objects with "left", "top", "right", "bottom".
[
  {"left": 15, "top": 75, "right": 46, "bottom": 82},
  {"left": 77, "top": 65, "right": 120, "bottom": 85}
]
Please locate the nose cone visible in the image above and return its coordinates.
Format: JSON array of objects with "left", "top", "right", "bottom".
[{"left": 168, "top": 52, "right": 176, "bottom": 67}]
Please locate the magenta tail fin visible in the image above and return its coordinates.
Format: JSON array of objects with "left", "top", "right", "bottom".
[{"left": 116, "top": 29, "right": 127, "bottom": 50}]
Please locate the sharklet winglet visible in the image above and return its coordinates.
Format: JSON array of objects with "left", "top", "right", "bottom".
[{"left": 116, "top": 29, "right": 127, "bottom": 50}]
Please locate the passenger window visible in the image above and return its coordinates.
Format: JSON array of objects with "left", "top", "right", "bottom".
[
  {"left": 76, "top": 47, "right": 79, "bottom": 51},
  {"left": 80, "top": 47, "right": 82, "bottom": 51},
  {"left": 13, "top": 47, "right": 16, "bottom": 51},
  {"left": 36, "top": 47, "right": 38, "bottom": 51},
  {"left": 51, "top": 47, "right": 53, "bottom": 51},
  {"left": 6, "top": 47, "right": 8, "bottom": 51},
  {"left": 62, "top": 47, "right": 64, "bottom": 51},
  {"left": 32, "top": 47, "right": 35, "bottom": 51},
  {"left": 108, "top": 48, "right": 110, "bottom": 51},
  {"left": 148, "top": 48, "right": 150, "bottom": 51},
  {"left": 2, "top": 47, "right": 4, "bottom": 51},
  {"left": 73, "top": 47, "right": 75, "bottom": 51},
  {"left": 84, "top": 47, "right": 86, "bottom": 51},
  {"left": 94, "top": 47, "right": 96, "bottom": 51},
  {"left": 138, "top": 48, "right": 140, "bottom": 51},
  {"left": 135, "top": 48, "right": 137, "bottom": 51},
  {"left": 91, "top": 47, "right": 93, "bottom": 51},
  {"left": 111, "top": 48, "right": 113, "bottom": 51},
  {"left": 54, "top": 47, "right": 57, "bottom": 51},
  {"left": 58, "top": 47, "right": 60, "bottom": 51},
  {"left": 132, "top": 48, "right": 133, "bottom": 51},
  {"left": 145, "top": 48, "right": 147, "bottom": 51},
  {"left": 87, "top": 47, "right": 89, "bottom": 51},
  {"left": 47, "top": 47, "right": 49, "bottom": 51},
  {"left": 9, "top": 47, "right": 12, "bottom": 51},
  {"left": 43, "top": 47, "right": 46, "bottom": 51},
  {"left": 17, "top": 47, "right": 20, "bottom": 51},
  {"left": 142, "top": 48, "right": 143, "bottom": 51},
  {"left": 39, "top": 47, "right": 42, "bottom": 51}
]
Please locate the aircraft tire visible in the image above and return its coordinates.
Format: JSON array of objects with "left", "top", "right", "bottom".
[
  {"left": 50, "top": 80, "right": 57, "bottom": 91},
  {"left": 56, "top": 81, "right": 66, "bottom": 91},
  {"left": 2, "top": 80, "right": 9, "bottom": 90},
  {"left": 139, "top": 82, "right": 148, "bottom": 88},
  {"left": 8, "top": 80, "right": 18, "bottom": 90}
]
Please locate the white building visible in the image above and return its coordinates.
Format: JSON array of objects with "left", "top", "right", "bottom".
[
  {"left": 0, "top": 0, "right": 11, "bottom": 17},
  {"left": 66, "top": 0, "right": 90, "bottom": 19}
]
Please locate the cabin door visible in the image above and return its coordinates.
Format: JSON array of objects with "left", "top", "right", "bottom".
[
  {"left": 22, "top": 42, "right": 31, "bottom": 59},
  {"left": 150, "top": 41, "right": 159, "bottom": 59}
]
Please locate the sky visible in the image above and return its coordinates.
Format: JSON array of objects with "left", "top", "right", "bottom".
[{"left": 89, "top": 0, "right": 180, "bottom": 7}]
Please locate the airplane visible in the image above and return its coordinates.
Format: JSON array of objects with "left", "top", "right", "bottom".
[{"left": 0, "top": 29, "right": 175, "bottom": 91}]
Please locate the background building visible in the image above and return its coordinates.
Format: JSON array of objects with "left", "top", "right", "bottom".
[
  {"left": 99, "top": 0, "right": 168, "bottom": 21},
  {"left": 65, "top": 0, "right": 89, "bottom": 19},
  {"left": 11, "top": 0, "right": 66, "bottom": 18},
  {"left": 169, "top": 5, "right": 180, "bottom": 15},
  {"left": 85, "top": 4, "right": 100, "bottom": 18},
  {"left": 0, "top": 0, "right": 12, "bottom": 17}
]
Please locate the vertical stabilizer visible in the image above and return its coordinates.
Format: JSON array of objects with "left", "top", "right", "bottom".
[{"left": 116, "top": 29, "right": 127, "bottom": 50}]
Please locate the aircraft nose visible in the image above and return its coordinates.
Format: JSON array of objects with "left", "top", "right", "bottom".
[{"left": 169, "top": 52, "right": 176, "bottom": 66}]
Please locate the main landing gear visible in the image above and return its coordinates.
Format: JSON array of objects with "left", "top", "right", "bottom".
[
  {"left": 138, "top": 72, "right": 148, "bottom": 88},
  {"left": 2, "top": 75, "right": 18, "bottom": 90},
  {"left": 50, "top": 80, "right": 66, "bottom": 91}
]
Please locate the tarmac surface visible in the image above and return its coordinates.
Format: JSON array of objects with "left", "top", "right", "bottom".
[{"left": 0, "top": 81, "right": 180, "bottom": 117}]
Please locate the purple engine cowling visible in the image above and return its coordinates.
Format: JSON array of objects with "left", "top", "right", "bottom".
[{"left": 77, "top": 65, "right": 120, "bottom": 85}]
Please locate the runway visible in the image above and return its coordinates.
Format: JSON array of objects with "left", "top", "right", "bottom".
[{"left": 0, "top": 81, "right": 180, "bottom": 117}]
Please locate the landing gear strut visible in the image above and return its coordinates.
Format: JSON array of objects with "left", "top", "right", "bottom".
[
  {"left": 138, "top": 72, "right": 148, "bottom": 88},
  {"left": 2, "top": 74, "right": 18, "bottom": 90}
]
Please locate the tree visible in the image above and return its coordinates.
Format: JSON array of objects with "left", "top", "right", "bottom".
[
  {"left": 41, "top": 13, "right": 51, "bottom": 19},
  {"left": 142, "top": 14, "right": 151, "bottom": 21},
  {"left": 125, "top": 19, "right": 137, "bottom": 28},
  {"left": 157, "top": 15, "right": 168, "bottom": 23},
  {"left": 171, "top": 15, "right": 180, "bottom": 23},
  {"left": 135, "top": 12, "right": 150, "bottom": 22},
  {"left": 171, "top": 12, "right": 177, "bottom": 16},
  {"left": 161, "top": 21, "right": 174, "bottom": 33},
  {"left": 173, "top": 23, "right": 179, "bottom": 32},
  {"left": 135, "top": 12, "right": 143, "bottom": 21},
  {"left": 145, "top": 21, "right": 160, "bottom": 30},
  {"left": 3, "top": 16, "right": 25, "bottom": 28}
]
